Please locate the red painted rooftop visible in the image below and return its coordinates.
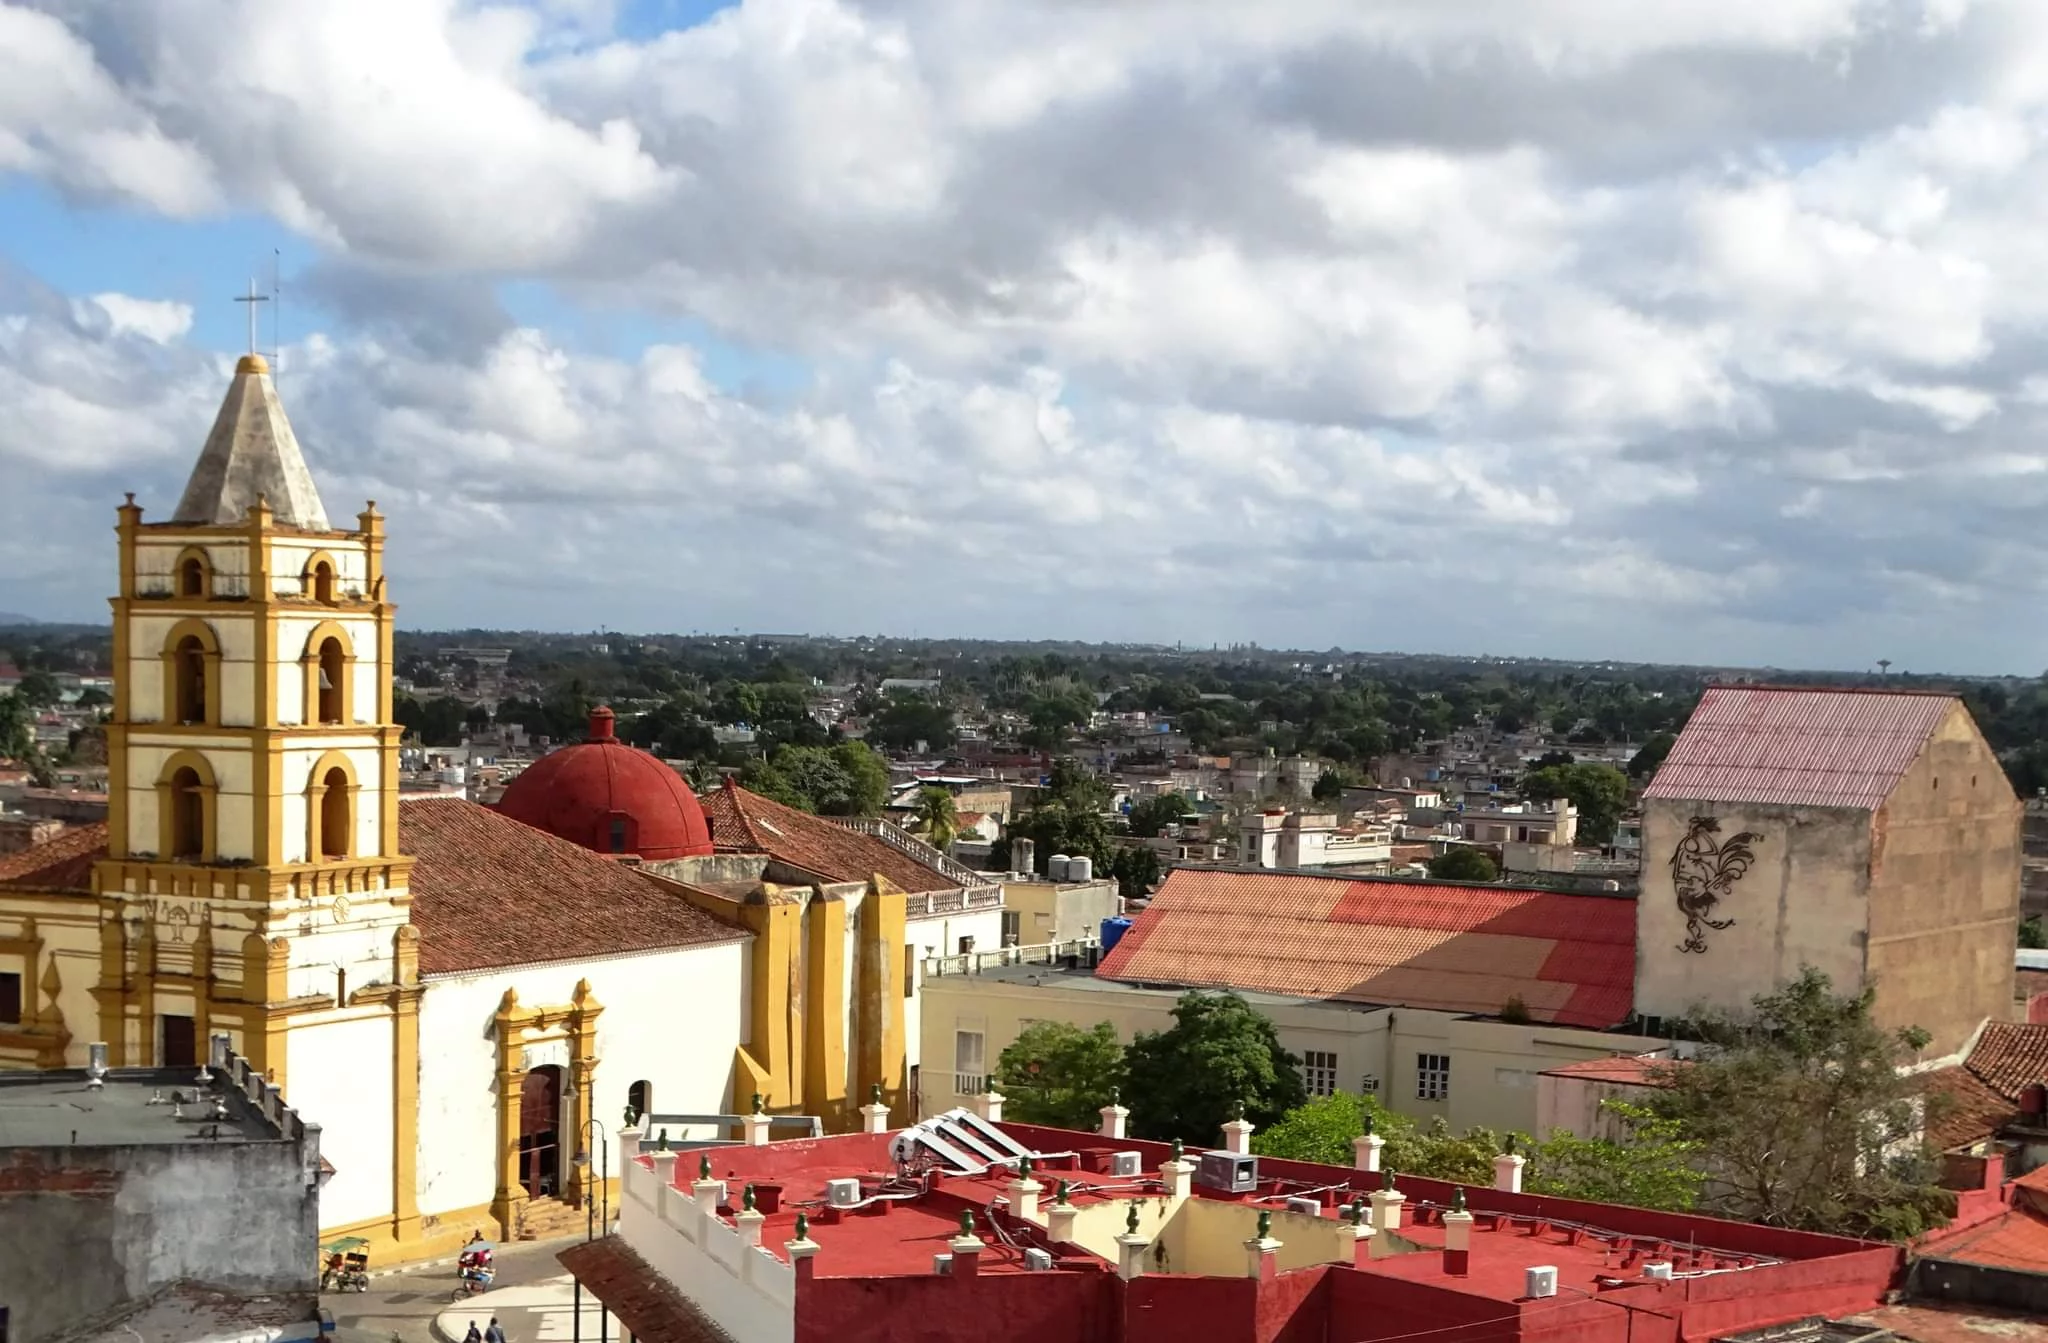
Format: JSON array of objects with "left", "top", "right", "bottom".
[
  {"left": 1095, "top": 868, "right": 1636, "bottom": 1026},
  {"left": 1642, "top": 684, "right": 1957, "bottom": 811},
  {"left": 632, "top": 1121, "right": 1895, "bottom": 1306},
  {"left": 1537, "top": 1055, "right": 1680, "bottom": 1087}
]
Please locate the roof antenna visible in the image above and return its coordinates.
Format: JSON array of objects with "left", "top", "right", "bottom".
[{"left": 271, "top": 248, "right": 283, "bottom": 390}]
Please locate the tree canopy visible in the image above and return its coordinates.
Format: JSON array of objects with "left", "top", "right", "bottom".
[
  {"left": 1519, "top": 760, "right": 1630, "bottom": 845},
  {"left": 1427, "top": 848, "right": 1499, "bottom": 882},
  {"left": 1125, "top": 791, "right": 1193, "bottom": 838},
  {"left": 740, "top": 742, "right": 891, "bottom": 816},
  {"left": 1125, "top": 991, "right": 1305, "bottom": 1141},
  {"left": 992, "top": 1021, "right": 1126, "bottom": 1130},
  {"left": 1644, "top": 966, "right": 1949, "bottom": 1240},
  {"left": 1253, "top": 1091, "right": 1701, "bottom": 1211}
]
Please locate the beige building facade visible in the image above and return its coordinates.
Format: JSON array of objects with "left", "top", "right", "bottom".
[
  {"left": 1638, "top": 688, "right": 2021, "bottom": 1058},
  {"left": 918, "top": 960, "right": 1662, "bottom": 1138}
]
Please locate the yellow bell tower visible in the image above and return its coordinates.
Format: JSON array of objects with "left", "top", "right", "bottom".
[{"left": 92, "top": 353, "right": 414, "bottom": 1086}]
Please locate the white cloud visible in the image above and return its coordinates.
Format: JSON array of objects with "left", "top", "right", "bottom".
[
  {"left": 81, "top": 293, "right": 193, "bottom": 344},
  {"left": 11, "top": 0, "right": 2048, "bottom": 668}
]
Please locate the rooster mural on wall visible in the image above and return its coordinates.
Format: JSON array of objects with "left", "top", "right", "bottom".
[{"left": 1670, "top": 815, "right": 1762, "bottom": 954}]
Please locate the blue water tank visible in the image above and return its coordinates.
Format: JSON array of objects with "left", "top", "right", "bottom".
[{"left": 1100, "top": 917, "right": 1134, "bottom": 954}]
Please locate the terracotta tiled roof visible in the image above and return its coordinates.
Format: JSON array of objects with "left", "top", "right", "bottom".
[
  {"left": 700, "top": 782, "right": 957, "bottom": 893},
  {"left": 1096, "top": 869, "right": 1637, "bottom": 1027},
  {"left": 1917, "top": 1204, "right": 2048, "bottom": 1273},
  {"left": 1643, "top": 685, "right": 1957, "bottom": 810},
  {"left": 559, "top": 1237, "right": 735, "bottom": 1343},
  {"left": 404, "top": 798, "right": 744, "bottom": 974},
  {"left": 1964, "top": 1020, "right": 2048, "bottom": 1098},
  {"left": 1538, "top": 1055, "right": 1681, "bottom": 1087},
  {"left": 0, "top": 821, "right": 107, "bottom": 893},
  {"left": 1921, "top": 1065, "right": 2019, "bottom": 1151}
]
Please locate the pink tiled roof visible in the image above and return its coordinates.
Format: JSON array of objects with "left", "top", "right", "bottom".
[
  {"left": 1643, "top": 685, "right": 1955, "bottom": 810},
  {"left": 1096, "top": 869, "right": 1636, "bottom": 1027},
  {"left": 1539, "top": 1055, "right": 1681, "bottom": 1087}
]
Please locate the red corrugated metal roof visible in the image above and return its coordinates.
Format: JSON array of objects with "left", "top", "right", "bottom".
[
  {"left": 1095, "top": 868, "right": 1637, "bottom": 1027},
  {"left": 1642, "top": 685, "right": 1955, "bottom": 810}
]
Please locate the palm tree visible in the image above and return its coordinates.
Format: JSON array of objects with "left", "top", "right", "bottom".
[{"left": 914, "top": 787, "right": 959, "bottom": 854}]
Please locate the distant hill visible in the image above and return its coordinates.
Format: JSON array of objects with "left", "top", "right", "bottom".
[{"left": 0, "top": 613, "right": 42, "bottom": 627}]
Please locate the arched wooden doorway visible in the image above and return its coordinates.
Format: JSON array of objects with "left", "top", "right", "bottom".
[{"left": 518, "top": 1065, "right": 564, "bottom": 1199}]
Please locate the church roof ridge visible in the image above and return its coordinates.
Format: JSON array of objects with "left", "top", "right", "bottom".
[{"left": 172, "top": 354, "right": 330, "bottom": 530}]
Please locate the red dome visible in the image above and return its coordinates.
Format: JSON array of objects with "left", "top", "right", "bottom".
[{"left": 494, "top": 707, "right": 714, "bottom": 860}]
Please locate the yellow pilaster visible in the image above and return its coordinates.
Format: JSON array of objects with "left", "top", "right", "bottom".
[
  {"left": 802, "top": 895, "right": 847, "bottom": 1122},
  {"left": 390, "top": 926, "right": 424, "bottom": 1243},
  {"left": 857, "top": 881, "right": 909, "bottom": 1122}
]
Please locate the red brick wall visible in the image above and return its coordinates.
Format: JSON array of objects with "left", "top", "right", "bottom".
[{"left": 0, "top": 1150, "right": 119, "bottom": 1196}]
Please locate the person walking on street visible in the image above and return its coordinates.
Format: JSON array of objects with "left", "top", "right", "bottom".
[
  {"left": 485, "top": 1317, "right": 507, "bottom": 1343},
  {"left": 463, "top": 1324, "right": 482, "bottom": 1343}
]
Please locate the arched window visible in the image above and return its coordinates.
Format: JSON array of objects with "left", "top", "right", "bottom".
[
  {"left": 179, "top": 556, "right": 206, "bottom": 598},
  {"left": 169, "top": 767, "right": 206, "bottom": 859},
  {"left": 318, "top": 765, "right": 351, "bottom": 858},
  {"left": 312, "top": 560, "right": 335, "bottom": 605},
  {"left": 175, "top": 636, "right": 208, "bottom": 724},
  {"left": 317, "top": 638, "right": 345, "bottom": 724},
  {"left": 627, "top": 1080, "right": 652, "bottom": 1125}
]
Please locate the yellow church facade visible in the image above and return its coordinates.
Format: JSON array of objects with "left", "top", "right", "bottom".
[{"left": 0, "top": 351, "right": 1007, "bottom": 1267}]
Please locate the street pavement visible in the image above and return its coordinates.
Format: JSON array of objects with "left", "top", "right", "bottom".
[{"left": 322, "top": 1237, "right": 612, "bottom": 1343}]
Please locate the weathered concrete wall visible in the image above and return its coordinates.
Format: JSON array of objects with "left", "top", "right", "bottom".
[
  {"left": 0, "top": 1142, "right": 317, "bottom": 1343},
  {"left": 1911, "top": 1255, "right": 2048, "bottom": 1314},
  {"left": 1867, "top": 703, "right": 2022, "bottom": 1057},
  {"left": 1637, "top": 799, "right": 1872, "bottom": 1026}
]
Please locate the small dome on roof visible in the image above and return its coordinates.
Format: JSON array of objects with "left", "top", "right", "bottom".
[{"left": 493, "top": 707, "right": 713, "bottom": 860}]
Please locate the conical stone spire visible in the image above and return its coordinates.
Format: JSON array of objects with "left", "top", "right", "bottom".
[{"left": 173, "top": 354, "right": 329, "bottom": 530}]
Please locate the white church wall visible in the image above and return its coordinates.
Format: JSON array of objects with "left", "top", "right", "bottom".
[
  {"left": 127, "top": 614, "right": 261, "bottom": 729},
  {"left": 123, "top": 738, "right": 256, "bottom": 859},
  {"left": 285, "top": 918, "right": 403, "bottom": 1002},
  {"left": 617, "top": 1156, "right": 795, "bottom": 1343},
  {"left": 414, "top": 940, "right": 749, "bottom": 1222},
  {"left": 288, "top": 1010, "right": 398, "bottom": 1232},
  {"left": 269, "top": 538, "right": 372, "bottom": 602},
  {"left": 279, "top": 743, "right": 388, "bottom": 862}
]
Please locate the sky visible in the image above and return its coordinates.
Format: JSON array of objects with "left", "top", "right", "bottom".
[{"left": 8, "top": 1, "right": 2048, "bottom": 673}]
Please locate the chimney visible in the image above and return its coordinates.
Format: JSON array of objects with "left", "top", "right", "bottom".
[
  {"left": 949, "top": 1210, "right": 986, "bottom": 1279},
  {"left": 1352, "top": 1118, "right": 1384, "bottom": 1173},
  {"left": 1493, "top": 1143, "right": 1526, "bottom": 1194},
  {"left": 1100, "top": 1090, "right": 1130, "bottom": 1140},
  {"left": 786, "top": 1215, "right": 821, "bottom": 1283},
  {"left": 1368, "top": 1173, "right": 1406, "bottom": 1258},
  {"left": 1047, "top": 1181, "right": 1080, "bottom": 1244},
  {"left": 742, "top": 1092, "right": 773, "bottom": 1146},
  {"left": 1442, "top": 1188, "right": 1474, "bottom": 1276},
  {"left": 860, "top": 1084, "right": 891, "bottom": 1135},
  {"left": 1114, "top": 1203, "right": 1150, "bottom": 1281},
  {"left": 734, "top": 1185, "right": 767, "bottom": 1248},
  {"left": 1245, "top": 1209, "right": 1281, "bottom": 1280},
  {"left": 1008, "top": 1157, "right": 1044, "bottom": 1223},
  {"left": 973, "top": 1088, "right": 1006, "bottom": 1124},
  {"left": 1220, "top": 1102, "right": 1254, "bottom": 1156}
]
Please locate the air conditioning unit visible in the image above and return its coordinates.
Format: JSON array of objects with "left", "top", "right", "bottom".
[
  {"left": 1525, "top": 1266, "right": 1559, "bottom": 1299},
  {"left": 826, "top": 1178, "right": 863, "bottom": 1208},
  {"left": 1285, "top": 1197, "right": 1320, "bottom": 1216},
  {"left": 1024, "top": 1248, "right": 1053, "bottom": 1271},
  {"left": 1110, "top": 1151, "right": 1143, "bottom": 1178},
  {"left": 1195, "top": 1151, "right": 1258, "bottom": 1194},
  {"left": 1643, "top": 1261, "right": 1674, "bottom": 1281},
  {"left": 933, "top": 1254, "right": 953, "bottom": 1276}
]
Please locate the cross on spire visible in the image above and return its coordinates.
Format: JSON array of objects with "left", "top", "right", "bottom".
[{"left": 233, "top": 278, "right": 269, "bottom": 356}]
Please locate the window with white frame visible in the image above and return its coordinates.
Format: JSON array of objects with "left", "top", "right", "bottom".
[
  {"left": 954, "top": 1030, "right": 986, "bottom": 1096},
  {"left": 1416, "top": 1053, "right": 1451, "bottom": 1101},
  {"left": 1301, "top": 1050, "right": 1339, "bottom": 1097}
]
